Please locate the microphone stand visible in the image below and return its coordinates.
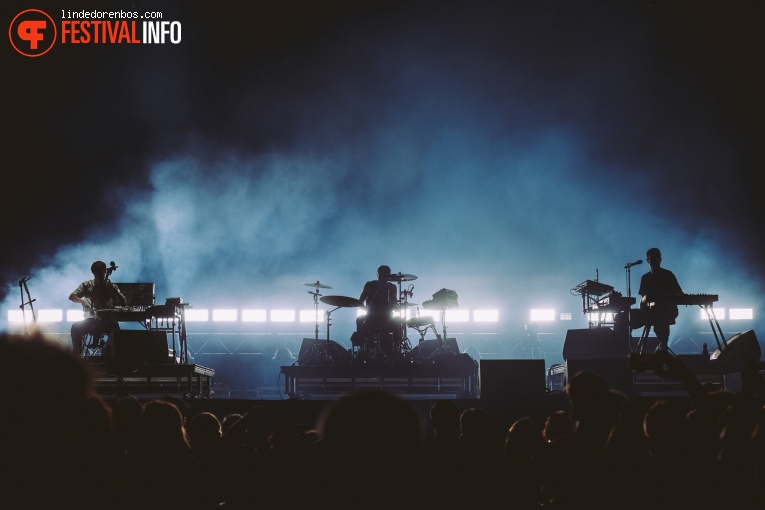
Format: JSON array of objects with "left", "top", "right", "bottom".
[
  {"left": 18, "top": 277, "right": 39, "bottom": 337},
  {"left": 624, "top": 261, "right": 639, "bottom": 347}
]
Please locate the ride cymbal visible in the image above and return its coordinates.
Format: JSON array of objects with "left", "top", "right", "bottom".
[{"left": 320, "top": 295, "right": 364, "bottom": 308}]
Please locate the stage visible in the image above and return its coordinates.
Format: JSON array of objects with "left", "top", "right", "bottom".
[{"left": 281, "top": 356, "right": 479, "bottom": 400}]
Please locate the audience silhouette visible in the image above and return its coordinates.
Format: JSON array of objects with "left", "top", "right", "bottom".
[{"left": 1, "top": 332, "right": 763, "bottom": 509}]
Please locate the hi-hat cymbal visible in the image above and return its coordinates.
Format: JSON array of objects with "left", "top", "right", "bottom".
[
  {"left": 388, "top": 272, "right": 418, "bottom": 282},
  {"left": 303, "top": 280, "right": 332, "bottom": 289},
  {"left": 392, "top": 302, "right": 418, "bottom": 310},
  {"left": 320, "top": 295, "right": 364, "bottom": 308}
]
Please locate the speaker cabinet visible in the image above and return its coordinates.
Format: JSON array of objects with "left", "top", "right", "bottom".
[
  {"left": 297, "top": 338, "right": 351, "bottom": 366},
  {"left": 479, "top": 359, "right": 546, "bottom": 399},
  {"left": 563, "top": 328, "right": 628, "bottom": 360},
  {"left": 103, "top": 330, "right": 170, "bottom": 370},
  {"left": 710, "top": 330, "right": 761, "bottom": 370}
]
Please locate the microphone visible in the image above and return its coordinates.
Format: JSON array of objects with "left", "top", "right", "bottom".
[{"left": 624, "top": 260, "right": 643, "bottom": 269}]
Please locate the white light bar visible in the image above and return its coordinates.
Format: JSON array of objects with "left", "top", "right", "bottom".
[
  {"left": 67, "top": 310, "right": 85, "bottom": 322},
  {"left": 393, "top": 309, "right": 413, "bottom": 319},
  {"left": 560, "top": 313, "right": 573, "bottom": 321},
  {"left": 185, "top": 309, "right": 210, "bottom": 322},
  {"left": 418, "top": 311, "right": 440, "bottom": 322},
  {"left": 7, "top": 310, "right": 26, "bottom": 323},
  {"left": 241, "top": 309, "right": 267, "bottom": 322},
  {"left": 270, "top": 310, "right": 295, "bottom": 322},
  {"left": 530, "top": 309, "right": 555, "bottom": 322},
  {"left": 729, "top": 308, "right": 753, "bottom": 320},
  {"left": 300, "top": 310, "right": 325, "bottom": 323},
  {"left": 700, "top": 308, "right": 725, "bottom": 320},
  {"left": 473, "top": 309, "right": 498, "bottom": 322},
  {"left": 38, "top": 309, "right": 63, "bottom": 322},
  {"left": 212, "top": 309, "right": 237, "bottom": 322},
  {"left": 585, "top": 312, "right": 614, "bottom": 324},
  {"left": 445, "top": 309, "right": 470, "bottom": 322}
]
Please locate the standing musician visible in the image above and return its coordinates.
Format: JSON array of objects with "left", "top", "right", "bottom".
[
  {"left": 69, "top": 260, "right": 126, "bottom": 355},
  {"left": 638, "top": 247, "right": 683, "bottom": 353},
  {"left": 357, "top": 264, "right": 398, "bottom": 335}
]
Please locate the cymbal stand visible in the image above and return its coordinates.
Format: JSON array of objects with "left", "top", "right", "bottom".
[
  {"left": 18, "top": 277, "right": 39, "bottom": 336},
  {"left": 410, "top": 320, "right": 437, "bottom": 362},
  {"left": 307, "top": 288, "right": 323, "bottom": 342},
  {"left": 315, "top": 305, "right": 341, "bottom": 364},
  {"left": 396, "top": 283, "right": 415, "bottom": 354},
  {"left": 420, "top": 309, "right": 448, "bottom": 361}
]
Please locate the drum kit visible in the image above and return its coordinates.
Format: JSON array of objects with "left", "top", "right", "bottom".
[{"left": 301, "top": 272, "right": 448, "bottom": 365}]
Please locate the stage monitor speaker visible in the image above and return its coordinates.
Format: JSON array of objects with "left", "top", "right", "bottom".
[
  {"left": 297, "top": 338, "right": 351, "bottom": 366},
  {"left": 410, "top": 338, "right": 460, "bottom": 359},
  {"left": 103, "top": 330, "right": 170, "bottom": 370},
  {"left": 710, "top": 330, "right": 761, "bottom": 368},
  {"left": 479, "top": 359, "right": 546, "bottom": 399},
  {"left": 563, "top": 328, "right": 628, "bottom": 361}
]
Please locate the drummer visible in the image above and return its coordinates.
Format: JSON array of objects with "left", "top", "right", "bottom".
[{"left": 357, "top": 264, "right": 398, "bottom": 333}]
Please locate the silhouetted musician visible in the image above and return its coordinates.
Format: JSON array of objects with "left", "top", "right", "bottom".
[
  {"left": 637, "top": 248, "right": 682, "bottom": 352},
  {"left": 68, "top": 260, "right": 126, "bottom": 355},
  {"left": 357, "top": 264, "right": 398, "bottom": 334}
]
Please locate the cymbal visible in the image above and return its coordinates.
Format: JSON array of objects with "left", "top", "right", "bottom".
[
  {"left": 407, "top": 317, "right": 435, "bottom": 327},
  {"left": 392, "top": 302, "right": 418, "bottom": 310},
  {"left": 320, "top": 295, "right": 364, "bottom": 308},
  {"left": 303, "top": 280, "right": 332, "bottom": 289},
  {"left": 388, "top": 272, "right": 418, "bottom": 282}
]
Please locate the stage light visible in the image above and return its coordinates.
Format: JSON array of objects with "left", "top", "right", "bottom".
[
  {"left": 212, "top": 309, "right": 237, "bottom": 322},
  {"left": 67, "top": 310, "right": 85, "bottom": 321},
  {"left": 416, "top": 310, "right": 439, "bottom": 322},
  {"left": 241, "top": 309, "right": 267, "bottom": 322},
  {"left": 560, "top": 313, "right": 572, "bottom": 321},
  {"left": 393, "top": 309, "right": 413, "bottom": 319},
  {"left": 729, "top": 308, "right": 753, "bottom": 320},
  {"left": 300, "top": 310, "right": 325, "bottom": 322},
  {"left": 473, "top": 309, "right": 498, "bottom": 322},
  {"left": 38, "top": 309, "right": 63, "bottom": 322},
  {"left": 530, "top": 309, "right": 555, "bottom": 322},
  {"left": 271, "top": 310, "right": 295, "bottom": 322},
  {"left": 185, "top": 309, "right": 210, "bottom": 322},
  {"left": 7, "top": 310, "right": 25, "bottom": 323},
  {"left": 357, "top": 309, "right": 367, "bottom": 317},
  {"left": 700, "top": 308, "right": 725, "bottom": 320},
  {"left": 445, "top": 309, "right": 470, "bottom": 322},
  {"left": 585, "top": 312, "right": 613, "bottom": 324}
]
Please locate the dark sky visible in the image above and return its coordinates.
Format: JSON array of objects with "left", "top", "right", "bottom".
[{"left": 3, "top": 0, "right": 764, "bottom": 336}]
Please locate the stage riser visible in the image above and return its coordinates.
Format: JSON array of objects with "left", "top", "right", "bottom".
[
  {"left": 89, "top": 363, "right": 214, "bottom": 399},
  {"left": 282, "top": 360, "right": 479, "bottom": 400}
]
